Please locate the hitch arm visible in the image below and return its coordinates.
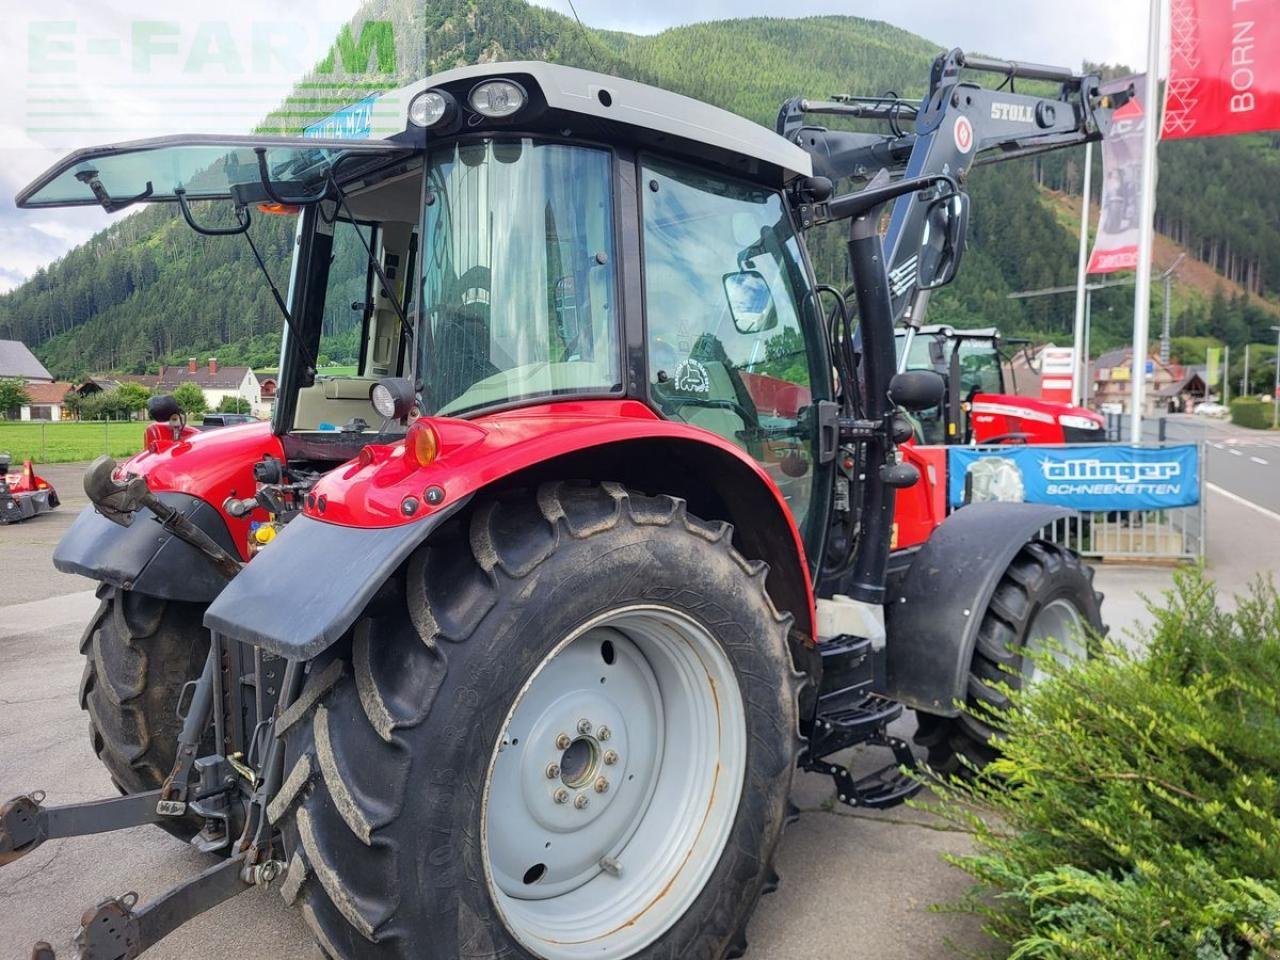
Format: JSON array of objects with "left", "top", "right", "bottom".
[
  {"left": 0, "top": 791, "right": 166, "bottom": 866},
  {"left": 43, "top": 856, "right": 252, "bottom": 960}
]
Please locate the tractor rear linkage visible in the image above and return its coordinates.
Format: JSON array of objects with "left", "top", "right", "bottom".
[{"left": 1, "top": 649, "right": 302, "bottom": 959}]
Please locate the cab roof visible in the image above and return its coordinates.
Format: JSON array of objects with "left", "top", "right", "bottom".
[{"left": 324, "top": 61, "right": 814, "bottom": 185}]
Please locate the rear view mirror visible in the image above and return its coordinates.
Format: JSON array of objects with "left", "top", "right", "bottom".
[
  {"left": 917, "top": 191, "right": 969, "bottom": 291},
  {"left": 723, "top": 270, "right": 777, "bottom": 335},
  {"left": 888, "top": 370, "right": 945, "bottom": 411}
]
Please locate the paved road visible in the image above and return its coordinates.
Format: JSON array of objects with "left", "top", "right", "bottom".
[{"left": 1149, "top": 414, "right": 1280, "bottom": 517}]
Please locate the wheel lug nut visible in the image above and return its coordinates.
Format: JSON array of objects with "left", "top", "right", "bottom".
[
  {"left": 597, "top": 726, "right": 611, "bottom": 741},
  {"left": 577, "top": 719, "right": 593, "bottom": 735},
  {"left": 555, "top": 733, "right": 572, "bottom": 750},
  {"left": 603, "top": 750, "right": 618, "bottom": 766},
  {"left": 553, "top": 788, "right": 569, "bottom": 804},
  {"left": 574, "top": 793, "right": 589, "bottom": 809},
  {"left": 594, "top": 777, "right": 609, "bottom": 794},
  {"left": 545, "top": 763, "right": 560, "bottom": 779}
]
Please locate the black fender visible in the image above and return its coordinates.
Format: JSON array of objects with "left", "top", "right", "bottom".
[
  {"left": 52, "top": 494, "right": 241, "bottom": 603},
  {"left": 882, "top": 501, "right": 1071, "bottom": 715},
  {"left": 203, "top": 497, "right": 472, "bottom": 659}
]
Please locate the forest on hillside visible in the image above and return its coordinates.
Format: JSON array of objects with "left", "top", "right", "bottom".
[{"left": 0, "top": 0, "right": 1276, "bottom": 380}]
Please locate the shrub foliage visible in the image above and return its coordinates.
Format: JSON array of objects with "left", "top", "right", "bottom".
[
  {"left": 932, "top": 569, "right": 1280, "bottom": 959},
  {"left": 1231, "top": 397, "right": 1273, "bottom": 430}
]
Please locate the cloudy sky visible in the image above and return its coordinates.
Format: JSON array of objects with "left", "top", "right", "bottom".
[{"left": 0, "top": 0, "right": 1158, "bottom": 294}]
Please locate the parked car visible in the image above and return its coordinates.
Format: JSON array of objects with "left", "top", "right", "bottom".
[
  {"left": 199, "top": 412, "right": 256, "bottom": 429},
  {"left": 1194, "top": 401, "right": 1228, "bottom": 418}
]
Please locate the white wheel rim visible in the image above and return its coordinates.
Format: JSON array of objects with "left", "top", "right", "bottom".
[
  {"left": 1021, "top": 598, "right": 1086, "bottom": 687},
  {"left": 481, "top": 605, "right": 747, "bottom": 960}
]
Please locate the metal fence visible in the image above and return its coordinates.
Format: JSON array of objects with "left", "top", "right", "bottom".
[{"left": 1036, "top": 440, "right": 1207, "bottom": 563}]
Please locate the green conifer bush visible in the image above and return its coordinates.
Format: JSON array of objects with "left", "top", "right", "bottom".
[{"left": 931, "top": 569, "right": 1280, "bottom": 958}]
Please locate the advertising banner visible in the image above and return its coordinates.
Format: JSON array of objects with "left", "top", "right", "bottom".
[
  {"left": 1206, "top": 346, "right": 1221, "bottom": 387},
  {"left": 1163, "top": 0, "right": 1280, "bottom": 140},
  {"left": 1087, "top": 76, "right": 1148, "bottom": 274},
  {"left": 948, "top": 444, "right": 1201, "bottom": 512}
]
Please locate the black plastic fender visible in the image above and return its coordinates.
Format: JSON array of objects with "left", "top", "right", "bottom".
[
  {"left": 203, "top": 497, "right": 471, "bottom": 660},
  {"left": 882, "top": 501, "right": 1072, "bottom": 715},
  {"left": 52, "top": 494, "right": 240, "bottom": 603}
]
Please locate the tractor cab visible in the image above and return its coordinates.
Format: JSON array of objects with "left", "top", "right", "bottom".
[{"left": 896, "top": 324, "right": 1105, "bottom": 445}]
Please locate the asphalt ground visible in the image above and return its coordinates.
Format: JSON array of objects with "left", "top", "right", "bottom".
[{"left": 3, "top": 455, "right": 1278, "bottom": 959}]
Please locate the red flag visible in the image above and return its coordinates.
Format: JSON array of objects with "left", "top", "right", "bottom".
[
  {"left": 1088, "top": 77, "right": 1147, "bottom": 274},
  {"left": 1162, "top": 0, "right": 1280, "bottom": 139}
]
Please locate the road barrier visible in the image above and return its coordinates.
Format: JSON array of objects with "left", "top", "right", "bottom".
[{"left": 949, "top": 441, "right": 1206, "bottom": 563}]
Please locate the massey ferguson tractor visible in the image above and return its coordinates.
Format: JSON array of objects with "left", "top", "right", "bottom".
[
  {"left": 895, "top": 324, "right": 1106, "bottom": 446},
  {"left": 3, "top": 50, "right": 1122, "bottom": 959}
]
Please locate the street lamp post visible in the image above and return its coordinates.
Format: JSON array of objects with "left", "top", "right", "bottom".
[{"left": 1272, "top": 326, "right": 1280, "bottom": 429}]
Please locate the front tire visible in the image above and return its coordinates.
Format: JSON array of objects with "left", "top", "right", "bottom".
[
  {"left": 913, "top": 540, "right": 1103, "bottom": 774},
  {"left": 273, "top": 482, "right": 802, "bottom": 959}
]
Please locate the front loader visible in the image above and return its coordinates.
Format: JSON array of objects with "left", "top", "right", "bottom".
[{"left": 3, "top": 51, "right": 1119, "bottom": 958}]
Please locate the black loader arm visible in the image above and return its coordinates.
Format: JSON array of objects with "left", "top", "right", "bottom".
[{"left": 780, "top": 47, "right": 1133, "bottom": 324}]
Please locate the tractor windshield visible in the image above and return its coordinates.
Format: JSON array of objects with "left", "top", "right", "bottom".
[{"left": 419, "top": 139, "right": 621, "bottom": 415}]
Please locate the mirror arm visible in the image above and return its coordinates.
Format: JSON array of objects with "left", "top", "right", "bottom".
[
  {"left": 803, "top": 173, "right": 956, "bottom": 228},
  {"left": 174, "top": 188, "right": 251, "bottom": 236}
]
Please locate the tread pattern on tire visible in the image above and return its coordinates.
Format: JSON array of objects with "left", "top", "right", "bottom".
[
  {"left": 914, "top": 540, "right": 1104, "bottom": 775},
  {"left": 80, "top": 585, "right": 211, "bottom": 797},
  {"left": 275, "top": 481, "right": 803, "bottom": 959}
]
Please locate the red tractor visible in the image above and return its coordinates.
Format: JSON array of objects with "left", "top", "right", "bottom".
[
  {"left": 3, "top": 51, "right": 1120, "bottom": 959},
  {"left": 0, "top": 452, "right": 59, "bottom": 524}
]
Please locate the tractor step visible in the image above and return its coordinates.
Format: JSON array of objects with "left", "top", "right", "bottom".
[
  {"left": 806, "top": 692, "right": 903, "bottom": 759},
  {"left": 807, "top": 731, "right": 923, "bottom": 809}
]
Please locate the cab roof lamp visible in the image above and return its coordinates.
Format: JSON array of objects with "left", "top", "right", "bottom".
[
  {"left": 468, "top": 79, "right": 527, "bottom": 119},
  {"left": 408, "top": 89, "right": 455, "bottom": 129}
]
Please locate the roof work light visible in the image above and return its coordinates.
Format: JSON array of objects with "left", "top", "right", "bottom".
[{"left": 468, "top": 79, "right": 527, "bottom": 119}]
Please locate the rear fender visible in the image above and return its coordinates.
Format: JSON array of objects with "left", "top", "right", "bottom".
[
  {"left": 50, "top": 421, "right": 282, "bottom": 601},
  {"left": 53, "top": 494, "right": 241, "bottom": 602},
  {"left": 883, "top": 501, "right": 1071, "bottom": 715},
  {"left": 206, "top": 400, "right": 815, "bottom": 660}
]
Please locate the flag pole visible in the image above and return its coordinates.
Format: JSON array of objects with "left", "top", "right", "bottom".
[
  {"left": 1129, "top": 0, "right": 1164, "bottom": 442},
  {"left": 1072, "top": 140, "right": 1094, "bottom": 407}
]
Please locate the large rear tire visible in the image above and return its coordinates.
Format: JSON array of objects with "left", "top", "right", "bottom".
[
  {"left": 273, "top": 482, "right": 802, "bottom": 959},
  {"left": 79, "top": 585, "right": 211, "bottom": 838},
  {"left": 913, "top": 540, "right": 1103, "bottom": 774}
]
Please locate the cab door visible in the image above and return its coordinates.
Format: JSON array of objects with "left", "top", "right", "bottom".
[{"left": 639, "top": 156, "right": 831, "bottom": 543}]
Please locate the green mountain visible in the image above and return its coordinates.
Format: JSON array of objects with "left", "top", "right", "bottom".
[{"left": 2, "top": 0, "right": 1277, "bottom": 379}]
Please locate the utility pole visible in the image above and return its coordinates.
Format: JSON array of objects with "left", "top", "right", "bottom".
[
  {"left": 1158, "top": 253, "right": 1186, "bottom": 362},
  {"left": 1223, "top": 344, "right": 1230, "bottom": 405},
  {"left": 1243, "top": 343, "right": 1250, "bottom": 397},
  {"left": 1273, "top": 326, "right": 1280, "bottom": 429}
]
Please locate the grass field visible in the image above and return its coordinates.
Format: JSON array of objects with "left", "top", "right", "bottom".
[{"left": 0, "top": 420, "right": 148, "bottom": 464}]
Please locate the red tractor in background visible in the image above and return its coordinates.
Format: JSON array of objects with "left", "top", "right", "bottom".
[
  {"left": 0, "top": 452, "right": 59, "bottom": 524},
  {"left": 2, "top": 50, "right": 1123, "bottom": 959}
]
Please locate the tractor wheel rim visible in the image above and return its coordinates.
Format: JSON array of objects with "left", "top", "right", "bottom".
[
  {"left": 1022, "top": 598, "right": 1086, "bottom": 687},
  {"left": 482, "top": 604, "right": 747, "bottom": 960}
]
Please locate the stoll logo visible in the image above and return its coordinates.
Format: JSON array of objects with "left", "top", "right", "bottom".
[
  {"left": 991, "top": 101, "right": 1035, "bottom": 123},
  {"left": 1041, "top": 457, "right": 1184, "bottom": 496}
]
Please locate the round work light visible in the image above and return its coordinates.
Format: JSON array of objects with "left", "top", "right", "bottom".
[
  {"left": 468, "top": 79, "right": 527, "bottom": 119},
  {"left": 408, "top": 89, "right": 455, "bottom": 128}
]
